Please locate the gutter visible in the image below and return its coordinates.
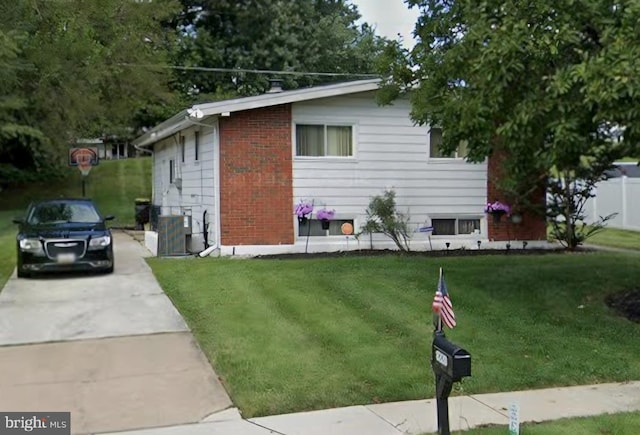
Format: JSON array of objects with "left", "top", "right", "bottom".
[{"left": 133, "top": 109, "right": 191, "bottom": 148}]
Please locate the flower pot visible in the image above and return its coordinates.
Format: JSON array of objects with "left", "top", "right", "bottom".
[{"left": 320, "top": 219, "right": 330, "bottom": 230}]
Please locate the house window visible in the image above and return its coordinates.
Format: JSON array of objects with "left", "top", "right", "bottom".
[
  {"left": 298, "top": 219, "right": 355, "bottom": 237},
  {"left": 194, "top": 131, "right": 200, "bottom": 161},
  {"left": 432, "top": 218, "right": 480, "bottom": 235},
  {"left": 296, "top": 124, "right": 353, "bottom": 157},
  {"left": 180, "top": 136, "right": 185, "bottom": 163},
  {"left": 169, "top": 159, "right": 174, "bottom": 184},
  {"left": 429, "top": 127, "right": 468, "bottom": 158}
]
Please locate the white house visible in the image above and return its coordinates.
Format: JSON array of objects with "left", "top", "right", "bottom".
[{"left": 133, "top": 79, "right": 548, "bottom": 256}]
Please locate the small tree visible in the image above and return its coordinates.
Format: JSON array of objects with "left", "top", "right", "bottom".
[
  {"left": 360, "top": 190, "right": 412, "bottom": 252},
  {"left": 548, "top": 168, "right": 617, "bottom": 250}
]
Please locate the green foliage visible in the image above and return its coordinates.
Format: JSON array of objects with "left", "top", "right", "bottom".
[
  {"left": 360, "top": 190, "right": 412, "bottom": 252},
  {"left": 171, "top": 0, "right": 386, "bottom": 100},
  {"left": 377, "top": 0, "right": 640, "bottom": 236},
  {"left": 547, "top": 175, "right": 617, "bottom": 250},
  {"left": 0, "top": 0, "right": 181, "bottom": 186}
]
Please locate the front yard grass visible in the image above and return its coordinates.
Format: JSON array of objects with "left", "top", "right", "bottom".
[
  {"left": 148, "top": 253, "right": 640, "bottom": 418},
  {"left": 461, "top": 410, "right": 640, "bottom": 434}
]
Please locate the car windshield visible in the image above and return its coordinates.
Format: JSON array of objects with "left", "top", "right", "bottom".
[{"left": 27, "top": 202, "right": 101, "bottom": 225}]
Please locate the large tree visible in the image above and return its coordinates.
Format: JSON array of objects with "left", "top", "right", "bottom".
[
  {"left": 0, "top": 0, "right": 181, "bottom": 185},
  {"left": 170, "top": 0, "right": 386, "bottom": 100},
  {"left": 0, "top": 30, "right": 48, "bottom": 186},
  {"left": 377, "top": 0, "right": 640, "bottom": 248}
]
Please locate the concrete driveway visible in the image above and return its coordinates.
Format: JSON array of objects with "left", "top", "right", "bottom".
[{"left": 0, "top": 231, "right": 232, "bottom": 434}]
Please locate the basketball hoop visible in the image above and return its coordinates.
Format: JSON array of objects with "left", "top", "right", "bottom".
[{"left": 78, "top": 160, "right": 93, "bottom": 177}]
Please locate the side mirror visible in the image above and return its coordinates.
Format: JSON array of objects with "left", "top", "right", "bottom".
[
  {"left": 104, "top": 215, "right": 115, "bottom": 221},
  {"left": 12, "top": 218, "right": 23, "bottom": 225}
]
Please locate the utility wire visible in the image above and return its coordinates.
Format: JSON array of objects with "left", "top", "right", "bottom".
[{"left": 118, "top": 63, "right": 379, "bottom": 78}]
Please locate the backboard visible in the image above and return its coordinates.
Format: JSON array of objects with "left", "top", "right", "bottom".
[{"left": 69, "top": 147, "right": 99, "bottom": 166}]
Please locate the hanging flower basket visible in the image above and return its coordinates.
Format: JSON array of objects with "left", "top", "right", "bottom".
[
  {"left": 295, "top": 200, "right": 314, "bottom": 224},
  {"left": 316, "top": 208, "right": 335, "bottom": 230},
  {"left": 484, "top": 201, "right": 511, "bottom": 223}
]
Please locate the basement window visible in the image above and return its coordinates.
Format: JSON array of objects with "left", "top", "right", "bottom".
[
  {"left": 432, "top": 218, "right": 480, "bottom": 235},
  {"left": 296, "top": 124, "right": 353, "bottom": 157},
  {"left": 298, "top": 219, "right": 355, "bottom": 237}
]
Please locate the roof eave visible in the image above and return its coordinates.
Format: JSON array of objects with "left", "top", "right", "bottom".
[
  {"left": 194, "top": 79, "right": 381, "bottom": 118},
  {"left": 132, "top": 109, "right": 190, "bottom": 148},
  {"left": 133, "top": 78, "right": 382, "bottom": 148}
]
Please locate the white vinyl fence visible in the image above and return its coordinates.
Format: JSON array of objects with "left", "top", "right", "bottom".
[{"left": 585, "top": 176, "right": 640, "bottom": 231}]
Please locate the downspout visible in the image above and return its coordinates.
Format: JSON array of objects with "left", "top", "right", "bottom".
[
  {"left": 214, "top": 120, "right": 222, "bottom": 252},
  {"left": 190, "top": 117, "right": 221, "bottom": 257}
]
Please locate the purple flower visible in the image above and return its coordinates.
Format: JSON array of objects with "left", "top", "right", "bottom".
[
  {"left": 295, "top": 200, "right": 314, "bottom": 218},
  {"left": 316, "top": 208, "right": 335, "bottom": 221},
  {"left": 484, "top": 201, "right": 511, "bottom": 215}
]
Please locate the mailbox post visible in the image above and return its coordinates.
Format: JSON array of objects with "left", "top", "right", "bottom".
[{"left": 431, "top": 330, "right": 471, "bottom": 435}]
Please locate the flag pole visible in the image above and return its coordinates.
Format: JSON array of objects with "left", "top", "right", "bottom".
[{"left": 437, "top": 267, "right": 443, "bottom": 333}]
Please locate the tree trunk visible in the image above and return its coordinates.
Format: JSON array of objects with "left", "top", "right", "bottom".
[{"left": 565, "top": 178, "right": 575, "bottom": 249}]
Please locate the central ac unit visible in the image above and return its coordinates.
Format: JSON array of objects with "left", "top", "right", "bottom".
[{"left": 157, "top": 216, "right": 188, "bottom": 256}]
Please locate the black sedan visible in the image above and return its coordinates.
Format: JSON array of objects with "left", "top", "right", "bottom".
[{"left": 13, "top": 198, "right": 115, "bottom": 278}]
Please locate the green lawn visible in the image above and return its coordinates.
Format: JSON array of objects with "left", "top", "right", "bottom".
[
  {"left": 147, "top": 253, "right": 640, "bottom": 418},
  {"left": 588, "top": 227, "right": 640, "bottom": 251},
  {"left": 0, "top": 211, "right": 17, "bottom": 288},
  {"left": 1, "top": 157, "right": 151, "bottom": 226},
  {"left": 459, "top": 411, "right": 640, "bottom": 434}
]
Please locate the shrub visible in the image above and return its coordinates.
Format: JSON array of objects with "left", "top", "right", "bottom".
[{"left": 360, "top": 189, "right": 411, "bottom": 252}]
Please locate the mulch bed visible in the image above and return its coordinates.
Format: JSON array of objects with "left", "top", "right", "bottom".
[
  {"left": 254, "top": 247, "right": 584, "bottom": 260},
  {"left": 605, "top": 288, "right": 640, "bottom": 323}
]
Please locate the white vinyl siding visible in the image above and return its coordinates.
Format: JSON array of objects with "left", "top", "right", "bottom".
[
  {"left": 292, "top": 91, "right": 487, "bottom": 241},
  {"left": 152, "top": 122, "right": 219, "bottom": 250}
]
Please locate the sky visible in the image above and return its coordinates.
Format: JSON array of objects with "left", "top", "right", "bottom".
[{"left": 351, "top": 0, "right": 420, "bottom": 49}]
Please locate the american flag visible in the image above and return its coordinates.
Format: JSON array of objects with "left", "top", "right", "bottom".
[{"left": 432, "top": 271, "right": 456, "bottom": 329}]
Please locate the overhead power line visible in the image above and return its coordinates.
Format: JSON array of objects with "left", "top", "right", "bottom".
[{"left": 118, "top": 63, "right": 379, "bottom": 78}]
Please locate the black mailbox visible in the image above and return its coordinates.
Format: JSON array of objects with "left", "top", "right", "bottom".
[{"left": 432, "top": 332, "right": 471, "bottom": 382}]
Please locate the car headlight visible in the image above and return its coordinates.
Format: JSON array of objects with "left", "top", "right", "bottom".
[
  {"left": 89, "top": 235, "right": 111, "bottom": 249},
  {"left": 19, "top": 238, "right": 43, "bottom": 252}
]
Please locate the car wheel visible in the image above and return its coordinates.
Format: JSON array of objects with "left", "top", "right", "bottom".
[
  {"left": 103, "top": 264, "right": 114, "bottom": 274},
  {"left": 17, "top": 268, "right": 30, "bottom": 279}
]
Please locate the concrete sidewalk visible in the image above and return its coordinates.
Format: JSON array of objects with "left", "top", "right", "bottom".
[{"left": 101, "top": 381, "right": 640, "bottom": 435}]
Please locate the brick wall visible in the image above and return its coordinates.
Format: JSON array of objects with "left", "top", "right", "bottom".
[
  {"left": 219, "top": 104, "right": 294, "bottom": 245},
  {"left": 487, "top": 151, "right": 547, "bottom": 241}
]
